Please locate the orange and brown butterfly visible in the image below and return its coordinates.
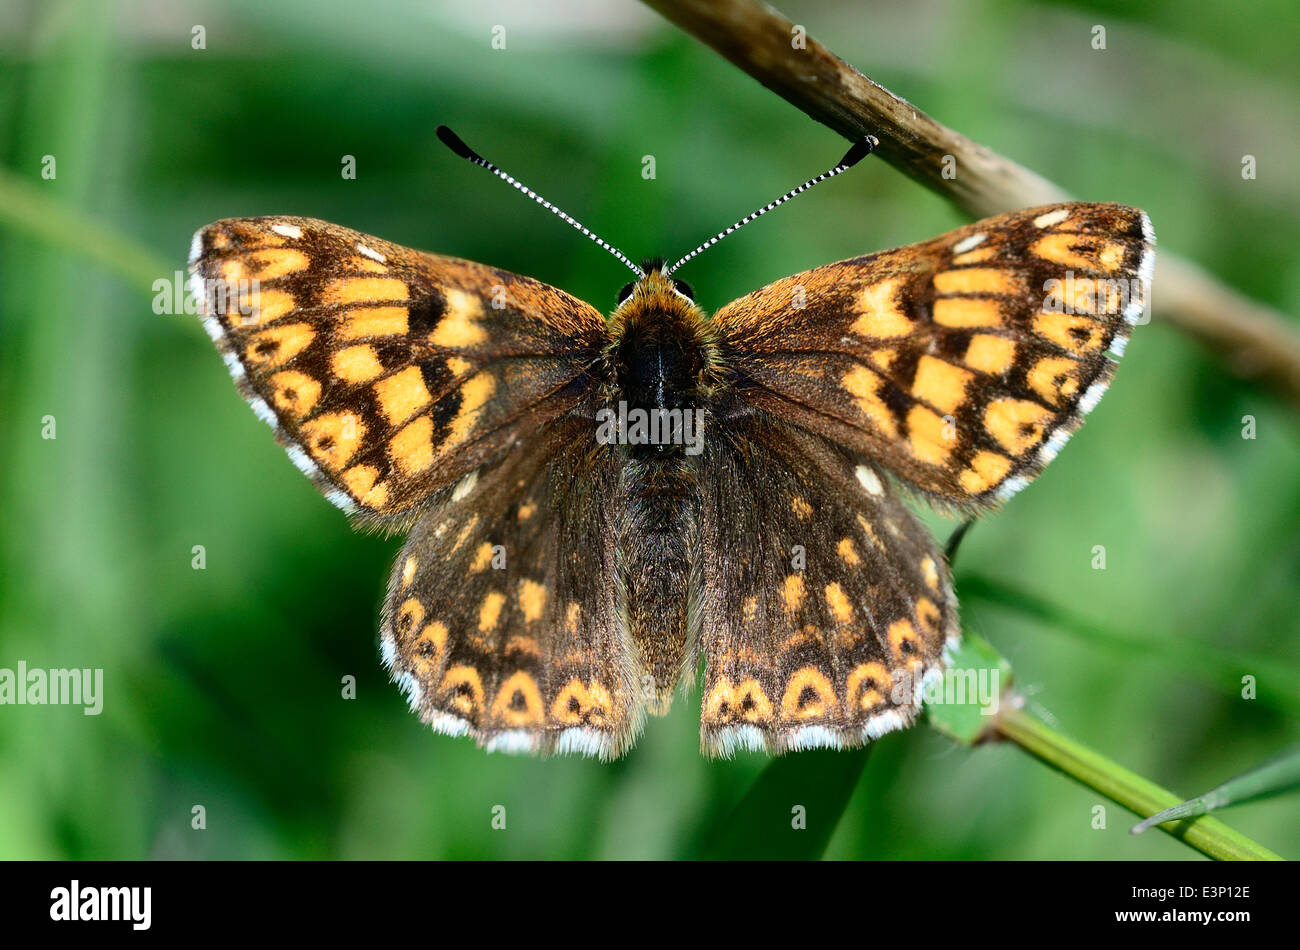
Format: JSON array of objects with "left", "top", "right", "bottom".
[{"left": 188, "top": 127, "right": 1153, "bottom": 759}]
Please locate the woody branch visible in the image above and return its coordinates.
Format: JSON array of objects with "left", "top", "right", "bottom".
[{"left": 641, "top": 0, "right": 1300, "bottom": 409}]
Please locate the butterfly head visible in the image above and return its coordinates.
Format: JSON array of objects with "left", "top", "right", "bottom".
[
  {"left": 610, "top": 264, "right": 704, "bottom": 334},
  {"left": 616, "top": 258, "right": 694, "bottom": 308},
  {"left": 605, "top": 264, "right": 724, "bottom": 410}
]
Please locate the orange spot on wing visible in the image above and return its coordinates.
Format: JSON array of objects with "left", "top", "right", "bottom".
[
  {"left": 847, "top": 662, "right": 892, "bottom": 710},
  {"left": 447, "top": 372, "right": 496, "bottom": 446},
  {"left": 342, "top": 464, "right": 388, "bottom": 509},
  {"left": 911, "top": 355, "right": 974, "bottom": 414},
  {"left": 824, "top": 582, "right": 853, "bottom": 624},
  {"left": 704, "top": 676, "right": 774, "bottom": 725},
  {"left": 906, "top": 405, "right": 952, "bottom": 464},
  {"left": 933, "top": 297, "right": 1003, "bottom": 328},
  {"left": 964, "top": 335, "right": 1016, "bottom": 375},
  {"left": 301, "top": 411, "right": 365, "bottom": 470},
  {"left": 244, "top": 323, "right": 314, "bottom": 369},
  {"left": 851, "top": 278, "right": 913, "bottom": 337},
  {"left": 984, "top": 398, "right": 1052, "bottom": 455},
  {"left": 331, "top": 344, "right": 385, "bottom": 383},
  {"left": 960, "top": 450, "right": 1013, "bottom": 494},
  {"left": 478, "top": 591, "right": 505, "bottom": 632},
  {"left": 491, "top": 671, "right": 544, "bottom": 726},
  {"left": 780, "top": 574, "right": 806, "bottom": 613},
  {"left": 1033, "top": 311, "right": 1107, "bottom": 353},
  {"left": 340, "top": 306, "right": 408, "bottom": 339},
  {"left": 781, "top": 668, "right": 836, "bottom": 721},
  {"left": 247, "top": 248, "right": 309, "bottom": 280},
  {"left": 323, "top": 277, "right": 408, "bottom": 306},
  {"left": 842, "top": 365, "right": 899, "bottom": 438},
  {"left": 888, "top": 619, "right": 922, "bottom": 666},
  {"left": 430, "top": 289, "right": 487, "bottom": 348},
  {"left": 269, "top": 370, "right": 321, "bottom": 418},
  {"left": 1027, "top": 355, "right": 1083, "bottom": 406},
  {"left": 1031, "top": 233, "right": 1101, "bottom": 270},
  {"left": 373, "top": 365, "right": 432, "bottom": 425},
  {"left": 439, "top": 665, "right": 484, "bottom": 716},
  {"left": 934, "top": 268, "right": 1023, "bottom": 296},
  {"left": 470, "top": 542, "right": 495, "bottom": 572},
  {"left": 951, "top": 247, "right": 997, "bottom": 265},
  {"left": 390, "top": 415, "right": 434, "bottom": 474},
  {"left": 518, "top": 579, "right": 547, "bottom": 623}
]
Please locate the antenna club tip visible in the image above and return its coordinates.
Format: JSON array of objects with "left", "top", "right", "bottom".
[
  {"left": 840, "top": 135, "right": 880, "bottom": 169},
  {"left": 436, "top": 125, "right": 479, "bottom": 161}
]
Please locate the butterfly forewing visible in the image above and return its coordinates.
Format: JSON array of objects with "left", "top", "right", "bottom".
[
  {"left": 714, "top": 202, "right": 1154, "bottom": 507},
  {"left": 188, "top": 216, "right": 606, "bottom": 526}
]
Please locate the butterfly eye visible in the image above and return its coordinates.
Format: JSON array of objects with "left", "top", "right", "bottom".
[
  {"left": 617, "top": 281, "right": 636, "bottom": 305},
  {"left": 672, "top": 278, "right": 694, "bottom": 301}
]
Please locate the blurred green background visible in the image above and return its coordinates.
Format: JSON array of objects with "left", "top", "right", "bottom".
[{"left": 1, "top": 0, "right": 1297, "bottom": 860}]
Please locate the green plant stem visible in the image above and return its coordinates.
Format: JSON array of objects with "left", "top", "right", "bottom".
[{"left": 994, "top": 705, "right": 1282, "bottom": 861}]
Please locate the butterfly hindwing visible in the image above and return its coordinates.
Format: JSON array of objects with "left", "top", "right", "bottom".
[
  {"left": 380, "top": 417, "right": 646, "bottom": 759},
  {"left": 188, "top": 216, "right": 606, "bottom": 526},
  {"left": 713, "top": 202, "right": 1154, "bottom": 507},
  {"left": 698, "top": 415, "right": 958, "bottom": 757}
]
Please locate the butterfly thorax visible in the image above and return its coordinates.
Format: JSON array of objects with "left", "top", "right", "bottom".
[{"left": 604, "top": 271, "right": 724, "bottom": 447}]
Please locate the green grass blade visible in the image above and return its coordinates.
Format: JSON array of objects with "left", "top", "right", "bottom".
[{"left": 1131, "top": 746, "right": 1300, "bottom": 835}]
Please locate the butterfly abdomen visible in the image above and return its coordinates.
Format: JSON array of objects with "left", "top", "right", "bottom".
[{"left": 616, "top": 453, "right": 702, "bottom": 715}]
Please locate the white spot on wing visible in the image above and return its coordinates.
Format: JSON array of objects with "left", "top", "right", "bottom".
[
  {"left": 395, "top": 671, "right": 423, "bottom": 709},
  {"left": 189, "top": 230, "right": 204, "bottom": 265},
  {"left": 485, "top": 730, "right": 538, "bottom": 755},
  {"left": 1078, "top": 380, "right": 1108, "bottom": 416},
  {"left": 705, "top": 724, "right": 769, "bottom": 758},
  {"left": 1033, "top": 208, "right": 1070, "bottom": 229},
  {"left": 285, "top": 444, "right": 320, "bottom": 479},
  {"left": 200, "top": 314, "right": 224, "bottom": 343},
  {"left": 995, "top": 475, "right": 1030, "bottom": 502},
  {"left": 451, "top": 469, "right": 479, "bottom": 502},
  {"left": 1038, "top": 427, "right": 1073, "bottom": 464},
  {"left": 427, "top": 710, "right": 473, "bottom": 738},
  {"left": 953, "top": 232, "right": 986, "bottom": 254},
  {"left": 855, "top": 464, "right": 884, "bottom": 496},
  {"left": 357, "top": 243, "right": 386, "bottom": 263},
  {"left": 554, "top": 727, "right": 611, "bottom": 758},
  {"left": 271, "top": 222, "right": 302, "bottom": 239},
  {"left": 249, "top": 395, "right": 277, "bottom": 428},
  {"left": 863, "top": 709, "right": 908, "bottom": 740},
  {"left": 324, "top": 486, "right": 359, "bottom": 514},
  {"left": 220, "top": 350, "right": 245, "bottom": 380},
  {"left": 785, "top": 725, "right": 842, "bottom": 751},
  {"left": 1126, "top": 216, "right": 1156, "bottom": 325}
]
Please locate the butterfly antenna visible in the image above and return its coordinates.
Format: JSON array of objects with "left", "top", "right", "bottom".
[
  {"left": 436, "top": 125, "right": 644, "bottom": 278},
  {"left": 666, "top": 136, "right": 879, "bottom": 275}
]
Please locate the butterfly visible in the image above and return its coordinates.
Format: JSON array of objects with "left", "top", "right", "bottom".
[{"left": 188, "top": 127, "right": 1153, "bottom": 759}]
